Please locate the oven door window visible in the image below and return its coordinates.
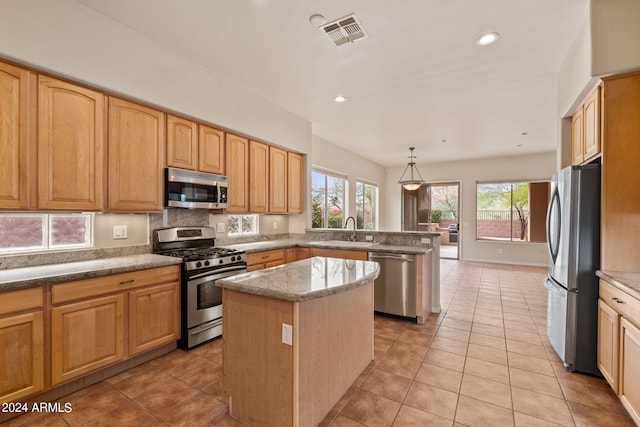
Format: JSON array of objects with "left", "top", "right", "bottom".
[
  {"left": 167, "top": 181, "right": 218, "bottom": 203},
  {"left": 197, "top": 279, "right": 221, "bottom": 310}
]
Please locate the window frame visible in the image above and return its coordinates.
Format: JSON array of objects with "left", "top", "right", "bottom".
[
  {"left": 311, "top": 168, "right": 347, "bottom": 229},
  {"left": 355, "top": 180, "right": 378, "bottom": 231},
  {"left": 227, "top": 214, "right": 259, "bottom": 237}
]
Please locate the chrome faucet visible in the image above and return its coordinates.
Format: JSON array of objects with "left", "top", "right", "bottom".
[{"left": 344, "top": 216, "right": 357, "bottom": 241}]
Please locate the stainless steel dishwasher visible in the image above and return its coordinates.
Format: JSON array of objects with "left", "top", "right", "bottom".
[{"left": 368, "top": 252, "right": 417, "bottom": 318}]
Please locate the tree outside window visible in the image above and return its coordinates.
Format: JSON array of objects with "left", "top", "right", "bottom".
[
  {"left": 356, "top": 182, "right": 377, "bottom": 230},
  {"left": 312, "top": 171, "right": 345, "bottom": 228}
]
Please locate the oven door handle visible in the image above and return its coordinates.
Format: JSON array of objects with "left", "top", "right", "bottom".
[
  {"left": 188, "top": 265, "right": 246, "bottom": 283},
  {"left": 190, "top": 319, "right": 223, "bottom": 335}
]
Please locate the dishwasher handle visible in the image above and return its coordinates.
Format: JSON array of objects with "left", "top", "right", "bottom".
[{"left": 369, "top": 254, "right": 415, "bottom": 262}]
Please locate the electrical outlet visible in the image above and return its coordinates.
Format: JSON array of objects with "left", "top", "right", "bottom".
[
  {"left": 112, "top": 225, "right": 127, "bottom": 239},
  {"left": 421, "top": 237, "right": 431, "bottom": 244},
  {"left": 282, "top": 323, "right": 293, "bottom": 346},
  {"left": 498, "top": 248, "right": 504, "bottom": 255},
  {"left": 273, "top": 221, "right": 278, "bottom": 230},
  {"left": 365, "top": 235, "right": 374, "bottom": 241},
  {"left": 216, "top": 223, "right": 225, "bottom": 233}
]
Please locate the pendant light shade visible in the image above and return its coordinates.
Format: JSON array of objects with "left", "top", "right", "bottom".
[{"left": 398, "top": 147, "right": 424, "bottom": 190}]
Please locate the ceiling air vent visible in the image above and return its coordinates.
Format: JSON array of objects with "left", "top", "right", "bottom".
[{"left": 321, "top": 14, "right": 368, "bottom": 46}]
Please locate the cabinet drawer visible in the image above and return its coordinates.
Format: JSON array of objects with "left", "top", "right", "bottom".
[
  {"left": 247, "top": 249, "right": 285, "bottom": 267},
  {"left": 600, "top": 279, "right": 640, "bottom": 326},
  {"left": 0, "top": 287, "right": 43, "bottom": 316},
  {"left": 52, "top": 265, "right": 180, "bottom": 304}
]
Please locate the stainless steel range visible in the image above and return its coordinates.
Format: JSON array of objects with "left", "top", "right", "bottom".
[{"left": 153, "top": 226, "right": 246, "bottom": 349}]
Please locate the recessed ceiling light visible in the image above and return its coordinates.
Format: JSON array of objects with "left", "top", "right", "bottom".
[
  {"left": 309, "top": 14, "right": 326, "bottom": 26},
  {"left": 334, "top": 95, "right": 346, "bottom": 103},
  {"left": 476, "top": 32, "right": 500, "bottom": 46}
]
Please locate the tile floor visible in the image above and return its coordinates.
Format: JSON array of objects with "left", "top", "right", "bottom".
[{"left": 3, "top": 260, "right": 636, "bottom": 426}]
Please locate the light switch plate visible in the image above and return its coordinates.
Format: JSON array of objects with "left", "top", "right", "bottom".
[
  {"left": 216, "top": 223, "right": 225, "bottom": 233},
  {"left": 365, "top": 235, "right": 374, "bottom": 241},
  {"left": 113, "top": 225, "right": 128, "bottom": 239},
  {"left": 421, "top": 237, "right": 430, "bottom": 244},
  {"left": 282, "top": 323, "right": 293, "bottom": 346}
]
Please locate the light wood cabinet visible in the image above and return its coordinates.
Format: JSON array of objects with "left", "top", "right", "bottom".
[
  {"left": 0, "top": 61, "right": 36, "bottom": 210},
  {"left": 269, "top": 146, "right": 287, "bottom": 213},
  {"left": 199, "top": 124, "right": 225, "bottom": 174},
  {"left": 108, "top": 97, "right": 165, "bottom": 212},
  {"left": 226, "top": 133, "right": 249, "bottom": 212},
  {"left": 0, "top": 288, "right": 44, "bottom": 404},
  {"left": 51, "top": 293, "right": 125, "bottom": 386},
  {"left": 38, "top": 76, "right": 106, "bottom": 210},
  {"left": 129, "top": 282, "right": 180, "bottom": 356},
  {"left": 246, "top": 249, "right": 286, "bottom": 271},
  {"left": 620, "top": 317, "right": 640, "bottom": 423},
  {"left": 571, "top": 83, "right": 601, "bottom": 165},
  {"left": 598, "top": 298, "right": 619, "bottom": 391},
  {"left": 310, "top": 248, "right": 369, "bottom": 261},
  {"left": 295, "top": 247, "right": 311, "bottom": 260},
  {"left": 601, "top": 73, "right": 640, "bottom": 272},
  {"left": 51, "top": 265, "right": 180, "bottom": 385},
  {"left": 167, "top": 114, "right": 198, "bottom": 170},
  {"left": 287, "top": 152, "right": 303, "bottom": 213},
  {"left": 250, "top": 140, "right": 269, "bottom": 213}
]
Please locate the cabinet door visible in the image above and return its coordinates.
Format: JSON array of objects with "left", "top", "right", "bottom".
[
  {"left": 296, "top": 247, "right": 311, "bottom": 260},
  {"left": 287, "top": 152, "right": 303, "bottom": 213},
  {"left": 226, "top": 133, "right": 249, "bottom": 212},
  {"left": 108, "top": 97, "right": 165, "bottom": 211},
  {"left": 620, "top": 318, "right": 640, "bottom": 424},
  {"left": 0, "top": 62, "right": 36, "bottom": 210},
  {"left": 51, "top": 294, "right": 125, "bottom": 385},
  {"left": 598, "top": 299, "right": 619, "bottom": 392},
  {"left": 269, "top": 146, "right": 287, "bottom": 213},
  {"left": 129, "top": 282, "right": 180, "bottom": 356},
  {"left": 571, "top": 107, "right": 584, "bottom": 165},
  {"left": 310, "top": 248, "right": 368, "bottom": 261},
  {"left": 583, "top": 85, "right": 601, "bottom": 161},
  {"left": 199, "top": 125, "right": 225, "bottom": 174},
  {"left": 250, "top": 140, "right": 269, "bottom": 213},
  {"left": 167, "top": 114, "right": 197, "bottom": 170},
  {"left": 0, "top": 311, "right": 44, "bottom": 403},
  {"left": 38, "top": 76, "right": 106, "bottom": 210}
]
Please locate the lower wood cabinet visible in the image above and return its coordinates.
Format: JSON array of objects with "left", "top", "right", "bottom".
[
  {"left": 598, "top": 298, "right": 619, "bottom": 391},
  {"left": 51, "top": 294, "right": 125, "bottom": 386},
  {"left": 0, "top": 288, "right": 44, "bottom": 404},
  {"left": 246, "top": 249, "right": 285, "bottom": 272},
  {"left": 310, "top": 248, "right": 368, "bottom": 261},
  {"left": 49, "top": 265, "right": 180, "bottom": 387},
  {"left": 128, "top": 282, "right": 180, "bottom": 356},
  {"left": 620, "top": 317, "right": 640, "bottom": 423}
]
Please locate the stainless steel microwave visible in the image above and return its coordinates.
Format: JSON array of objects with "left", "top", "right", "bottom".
[{"left": 165, "top": 167, "right": 228, "bottom": 209}]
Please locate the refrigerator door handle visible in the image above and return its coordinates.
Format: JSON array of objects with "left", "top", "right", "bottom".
[{"left": 547, "top": 187, "right": 561, "bottom": 264}]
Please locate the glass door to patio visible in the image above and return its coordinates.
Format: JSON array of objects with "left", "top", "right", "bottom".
[{"left": 402, "top": 182, "right": 460, "bottom": 259}]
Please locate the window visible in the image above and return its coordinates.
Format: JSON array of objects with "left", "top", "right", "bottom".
[
  {"left": 227, "top": 214, "right": 259, "bottom": 236},
  {"left": 0, "top": 213, "right": 93, "bottom": 253},
  {"left": 311, "top": 170, "right": 346, "bottom": 228},
  {"left": 355, "top": 181, "right": 378, "bottom": 230},
  {"left": 476, "top": 181, "right": 550, "bottom": 242}
]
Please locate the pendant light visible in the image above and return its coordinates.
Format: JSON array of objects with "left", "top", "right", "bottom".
[{"left": 398, "top": 147, "right": 424, "bottom": 191}]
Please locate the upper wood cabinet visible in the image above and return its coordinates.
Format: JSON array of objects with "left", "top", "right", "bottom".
[
  {"left": 226, "top": 133, "right": 249, "bottom": 212},
  {"left": 0, "top": 61, "right": 36, "bottom": 210},
  {"left": 108, "top": 97, "right": 165, "bottom": 212},
  {"left": 38, "top": 76, "right": 106, "bottom": 210},
  {"left": 166, "top": 114, "right": 198, "bottom": 170},
  {"left": 269, "top": 146, "right": 287, "bottom": 213},
  {"left": 287, "top": 152, "right": 303, "bottom": 213},
  {"left": 572, "top": 83, "right": 601, "bottom": 165},
  {"left": 199, "top": 124, "right": 225, "bottom": 174},
  {"left": 250, "top": 140, "right": 269, "bottom": 213}
]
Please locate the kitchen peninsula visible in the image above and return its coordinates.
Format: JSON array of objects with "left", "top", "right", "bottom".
[{"left": 218, "top": 256, "right": 380, "bottom": 427}]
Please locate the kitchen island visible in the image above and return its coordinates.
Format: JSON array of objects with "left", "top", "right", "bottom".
[{"left": 217, "top": 256, "right": 380, "bottom": 427}]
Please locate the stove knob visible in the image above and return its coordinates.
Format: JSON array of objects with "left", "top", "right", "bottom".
[
  {"left": 231, "top": 256, "right": 236, "bottom": 262},
  {"left": 196, "top": 261, "right": 202, "bottom": 268},
  {"left": 219, "top": 259, "right": 224, "bottom": 264},
  {"left": 236, "top": 255, "right": 242, "bottom": 261},
  {"left": 204, "top": 260, "right": 210, "bottom": 266}
]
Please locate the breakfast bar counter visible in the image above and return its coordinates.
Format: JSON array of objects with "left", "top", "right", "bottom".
[{"left": 217, "top": 256, "right": 380, "bottom": 427}]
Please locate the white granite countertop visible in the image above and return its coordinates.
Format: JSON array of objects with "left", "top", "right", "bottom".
[
  {"left": 597, "top": 270, "right": 640, "bottom": 301},
  {"left": 224, "top": 239, "right": 432, "bottom": 255},
  {"left": 0, "top": 254, "right": 182, "bottom": 292},
  {"left": 217, "top": 256, "right": 380, "bottom": 302}
]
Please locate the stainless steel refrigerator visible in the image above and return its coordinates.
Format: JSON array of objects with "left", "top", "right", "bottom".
[{"left": 544, "top": 163, "right": 600, "bottom": 375}]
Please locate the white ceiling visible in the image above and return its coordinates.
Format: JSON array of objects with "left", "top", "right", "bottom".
[{"left": 75, "top": 0, "right": 588, "bottom": 167}]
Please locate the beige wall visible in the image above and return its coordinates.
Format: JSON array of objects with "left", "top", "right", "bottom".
[
  {"left": 94, "top": 214, "right": 149, "bottom": 248},
  {"left": 384, "top": 152, "right": 556, "bottom": 266}
]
